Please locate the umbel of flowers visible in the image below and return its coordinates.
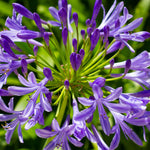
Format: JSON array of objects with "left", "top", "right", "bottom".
[{"left": 0, "top": 0, "right": 150, "bottom": 149}]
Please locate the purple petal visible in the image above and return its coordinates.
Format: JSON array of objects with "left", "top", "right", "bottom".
[
  {"left": 72, "top": 38, "right": 77, "bottom": 52},
  {"left": 18, "top": 123, "right": 24, "bottom": 143},
  {"left": 62, "top": 0, "right": 68, "bottom": 10},
  {"left": 43, "top": 67, "right": 53, "bottom": 80},
  {"left": 125, "top": 117, "right": 149, "bottom": 126},
  {"left": 90, "top": 0, "right": 102, "bottom": 25},
  {"left": 21, "top": 59, "right": 27, "bottom": 77},
  {"left": 92, "top": 125, "right": 109, "bottom": 150},
  {"left": 0, "top": 89, "right": 12, "bottom": 96},
  {"left": 85, "top": 127, "right": 96, "bottom": 142},
  {"left": 130, "top": 90, "right": 150, "bottom": 97},
  {"left": 12, "top": 3, "right": 33, "bottom": 19},
  {"left": 75, "top": 54, "right": 81, "bottom": 71},
  {"left": 51, "top": 118, "right": 60, "bottom": 131},
  {"left": 118, "top": 18, "right": 143, "bottom": 33},
  {"left": 58, "top": 8, "right": 67, "bottom": 27},
  {"left": 62, "top": 27, "right": 68, "bottom": 46},
  {"left": 2, "top": 39, "right": 18, "bottom": 59},
  {"left": 104, "top": 102, "right": 130, "bottom": 113},
  {"left": 67, "top": 4, "right": 73, "bottom": 33},
  {"left": 110, "top": 126, "right": 120, "bottom": 150},
  {"left": 5, "top": 17, "right": 23, "bottom": 30},
  {"left": 64, "top": 80, "right": 69, "bottom": 89},
  {"left": 120, "top": 122, "right": 143, "bottom": 145},
  {"left": 33, "top": 13, "right": 44, "bottom": 33},
  {"left": 74, "top": 104, "right": 96, "bottom": 121},
  {"left": 92, "top": 84, "right": 103, "bottom": 99},
  {"left": 8, "top": 86, "right": 37, "bottom": 95},
  {"left": 73, "top": 12, "right": 78, "bottom": 27},
  {"left": 17, "top": 30, "right": 42, "bottom": 39},
  {"left": 49, "top": 7, "right": 60, "bottom": 21},
  {"left": 104, "top": 87, "right": 122, "bottom": 101},
  {"left": 40, "top": 92, "right": 52, "bottom": 112},
  {"left": 48, "top": 20, "right": 61, "bottom": 26},
  {"left": 5, "top": 127, "right": 16, "bottom": 144},
  {"left": 97, "top": 101, "right": 111, "bottom": 135},
  {"left": 0, "top": 114, "right": 18, "bottom": 121},
  {"left": 68, "top": 136, "right": 83, "bottom": 147},
  {"left": 23, "top": 100, "right": 34, "bottom": 117},
  {"left": 28, "top": 72, "right": 37, "bottom": 84},
  {"left": 0, "top": 97, "right": 14, "bottom": 113},
  {"left": 89, "top": 77, "right": 106, "bottom": 88},
  {"left": 36, "top": 129, "right": 57, "bottom": 138},
  {"left": 78, "top": 97, "right": 94, "bottom": 106},
  {"left": 18, "top": 74, "right": 32, "bottom": 87},
  {"left": 90, "top": 29, "right": 100, "bottom": 51}
]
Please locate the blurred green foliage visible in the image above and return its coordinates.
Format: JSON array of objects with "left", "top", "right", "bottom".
[{"left": 0, "top": 0, "right": 150, "bottom": 150}]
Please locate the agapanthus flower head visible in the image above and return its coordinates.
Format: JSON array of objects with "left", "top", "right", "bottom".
[{"left": 0, "top": 0, "right": 150, "bottom": 149}]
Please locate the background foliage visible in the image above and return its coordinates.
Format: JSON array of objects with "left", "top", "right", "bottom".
[{"left": 0, "top": 0, "right": 150, "bottom": 150}]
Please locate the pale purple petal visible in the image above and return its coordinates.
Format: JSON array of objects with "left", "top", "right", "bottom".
[
  {"left": 12, "top": 3, "right": 33, "bottom": 19},
  {"left": 40, "top": 93, "right": 52, "bottom": 112},
  {"left": 118, "top": 18, "right": 143, "bottom": 33},
  {"left": 17, "top": 30, "right": 42, "bottom": 39},
  {"left": 36, "top": 129, "right": 57, "bottom": 138},
  {"left": 74, "top": 104, "right": 96, "bottom": 121},
  {"left": 18, "top": 123, "right": 24, "bottom": 143},
  {"left": 49, "top": 7, "right": 60, "bottom": 21},
  {"left": 92, "top": 125, "right": 109, "bottom": 150},
  {"left": 18, "top": 74, "right": 32, "bottom": 87},
  {"left": 103, "top": 87, "right": 122, "bottom": 101},
  {"left": 92, "top": 84, "right": 103, "bottom": 99},
  {"left": 48, "top": 20, "right": 61, "bottom": 26},
  {"left": 110, "top": 126, "right": 120, "bottom": 150},
  {"left": 51, "top": 118, "right": 60, "bottom": 131},
  {"left": 28, "top": 72, "right": 37, "bottom": 84},
  {"left": 5, "top": 127, "right": 16, "bottom": 144},
  {"left": 68, "top": 136, "right": 83, "bottom": 147},
  {"left": 97, "top": 101, "right": 111, "bottom": 135},
  {"left": 8, "top": 86, "right": 37, "bottom": 95},
  {"left": 78, "top": 97, "right": 94, "bottom": 106}
]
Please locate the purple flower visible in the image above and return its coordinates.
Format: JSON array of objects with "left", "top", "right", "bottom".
[
  {"left": 0, "top": 97, "right": 34, "bottom": 143},
  {"left": 111, "top": 111, "right": 143, "bottom": 147},
  {"left": 48, "top": 1, "right": 73, "bottom": 32},
  {"left": 8, "top": 71, "right": 52, "bottom": 112},
  {"left": 36, "top": 115, "right": 83, "bottom": 150},
  {"left": 0, "top": 51, "right": 34, "bottom": 88},
  {"left": 70, "top": 52, "right": 82, "bottom": 71},
  {"left": 90, "top": 0, "right": 102, "bottom": 25},
  {"left": 90, "top": 29, "right": 100, "bottom": 50},
  {"left": 72, "top": 99, "right": 96, "bottom": 142},
  {"left": 105, "top": 51, "right": 150, "bottom": 71},
  {"left": 0, "top": 8, "right": 43, "bottom": 46},
  {"left": 97, "top": 0, "right": 150, "bottom": 52},
  {"left": 75, "top": 81, "right": 123, "bottom": 136}
]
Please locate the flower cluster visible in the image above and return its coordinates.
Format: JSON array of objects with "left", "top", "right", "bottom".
[{"left": 0, "top": 0, "right": 150, "bottom": 149}]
